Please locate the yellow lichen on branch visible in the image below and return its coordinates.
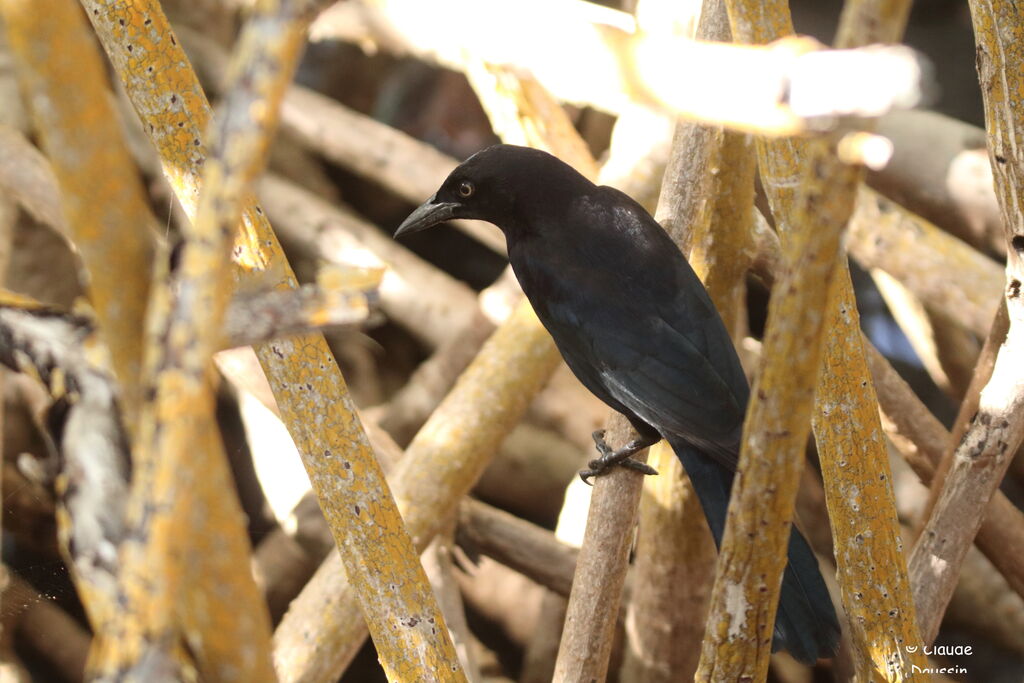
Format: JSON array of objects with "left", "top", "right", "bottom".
[
  {"left": 0, "top": 0, "right": 153, "bottom": 639},
  {"left": 90, "top": 0, "right": 330, "bottom": 678},
  {"left": 814, "top": 267, "right": 925, "bottom": 680},
  {"left": 809, "top": 2, "right": 928, "bottom": 677},
  {"left": 80, "top": 0, "right": 465, "bottom": 679},
  {"left": 1, "top": 0, "right": 153, "bottom": 426},
  {"left": 697, "top": 1, "right": 926, "bottom": 679},
  {"left": 274, "top": 299, "right": 562, "bottom": 682}
]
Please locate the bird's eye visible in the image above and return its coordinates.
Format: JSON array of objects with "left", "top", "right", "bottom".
[{"left": 458, "top": 181, "right": 475, "bottom": 198}]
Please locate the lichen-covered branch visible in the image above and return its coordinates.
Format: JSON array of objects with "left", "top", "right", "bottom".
[
  {"left": 908, "top": 0, "right": 1024, "bottom": 644},
  {"left": 81, "top": 0, "right": 464, "bottom": 679},
  {"left": 813, "top": 266, "right": 924, "bottom": 679},
  {"left": 274, "top": 299, "right": 562, "bottom": 682},
  {"left": 698, "top": 1, "right": 925, "bottom": 679},
  {"left": 0, "top": 0, "right": 152, "bottom": 639},
  {"left": 1, "top": 0, "right": 154, "bottom": 428},
  {"left": 89, "top": 0, "right": 335, "bottom": 677}
]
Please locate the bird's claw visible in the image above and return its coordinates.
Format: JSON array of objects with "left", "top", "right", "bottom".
[
  {"left": 578, "top": 435, "right": 659, "bottom": 485},
  {"left": 591, "top": 429, "right": 613, "bottom": 457}
]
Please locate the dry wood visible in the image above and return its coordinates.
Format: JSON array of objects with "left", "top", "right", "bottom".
[
  {"left": 620, "top": 443, "right": 715, "bottom": 683},
  {"left": 258, "top": 173, "right": 479, "bottom": 348},
  {"left": 865, "top": 343, "right": 1024, "bottom": 602},
  {"left": 222, "top": 266, "right": 380, "bottom": 347},
  {"left": 457, "top": 500, "right": 579, "bottom": 598},
  {"left": 907, "top": 0, "right": 1024, "bottom": 645},
  {"left": 869, "top": 110, "right": 1004, "bottom": 255},
  {"left": 253, "top": 493, "right": 334, "bottom": 623},
  {"left": 521, "top": 592, "right": 569, "bottom": 683},
  {"left": 848, "top": 186, "right": 1003, "bottom": 339},
  {"left": 376, "top": 268, "right": 521, "bottom": 446},
  {"left": 472, "top": 423, "right": 583, "bottom": 523},
  {"left": 423, "top": 526, "right": 482, "bottom": 682},
  {"left": 3, "top": 568, "right": 91, "bottom": 682},
  {"left": 552, "top": 413, "right": 650, "bottom": 683},
  {"left": 311, "top": 0, "right": 924, "bottom": 134},
  {"left": 0, "top": 304, "right": 128, "bottom": 642},
  {"left": 946, "top": 545, "right": 1024, "bottom": 656},
  {"left": 87, "top": 0, "right": 334, "bottom": 677},
  {"left": 0, "top": 126, "right": 66, "bottom": 235}
]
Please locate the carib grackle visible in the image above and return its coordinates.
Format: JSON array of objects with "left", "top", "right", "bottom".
[{"left": 395, "top": 144, "right": 840, "bottom": 663}]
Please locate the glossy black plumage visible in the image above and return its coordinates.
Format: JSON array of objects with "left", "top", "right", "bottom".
[{"left": 396, "top": 144, "right": 840, "bottom": 663}]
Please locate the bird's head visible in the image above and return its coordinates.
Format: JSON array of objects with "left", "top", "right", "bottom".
[{"left": 394, "top": 144, "right": 591, "bottom": 239}]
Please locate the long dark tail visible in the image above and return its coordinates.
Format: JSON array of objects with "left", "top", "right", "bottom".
[{"left": 666, "top": 435, "right": 841, "bottom": 664}]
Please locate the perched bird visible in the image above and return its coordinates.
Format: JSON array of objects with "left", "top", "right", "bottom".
[{"left": 395, "top": 144, "right": 840, "bottom": 663}]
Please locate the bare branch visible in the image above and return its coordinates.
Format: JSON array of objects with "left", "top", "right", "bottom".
[{"left": 312, "top": 0, "right": 925, "bottom": 135}]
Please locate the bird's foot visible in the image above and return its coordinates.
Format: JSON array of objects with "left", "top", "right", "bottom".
[{"left": 579, "top": 430, "right": 659, "bottom": 485}]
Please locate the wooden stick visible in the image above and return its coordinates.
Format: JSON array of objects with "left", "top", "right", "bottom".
[
  {"left": 848, "top": 186, "right": 1003, "bottom": 339},
  {"left": 259, "top": 173, "right": 479, "bottom": 349},
  {"left": 869, "top": 110, "right": 1005, "bottom": 256}
]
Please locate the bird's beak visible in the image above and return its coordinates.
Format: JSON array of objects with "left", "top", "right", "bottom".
[{"left": 394, "top": 195, "right": 459, "bottom": 238}]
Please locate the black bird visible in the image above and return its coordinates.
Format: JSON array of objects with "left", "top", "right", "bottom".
[{"left": 395, "top": 144, "right": 840, "bottom": 663}]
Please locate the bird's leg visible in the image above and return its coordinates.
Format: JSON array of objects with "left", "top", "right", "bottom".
[{"left": 579, "top": 429, "right": 659, "bottom": 484}]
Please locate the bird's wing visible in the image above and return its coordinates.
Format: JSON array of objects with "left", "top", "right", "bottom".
[
  {"left": 573, "top": 189, "right": 748, "bottom": 468},
  {"left": 593, "top": 312, "right": 745, "bottom": 469}
]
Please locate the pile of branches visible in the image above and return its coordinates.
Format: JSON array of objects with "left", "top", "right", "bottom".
[{"left": 0, "top": 0, "right": 1021, "bottom": 681}]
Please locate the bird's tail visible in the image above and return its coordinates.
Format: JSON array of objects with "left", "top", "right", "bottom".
[{"left": 666, "top": 435, "right": 841, "bottom": 664}]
